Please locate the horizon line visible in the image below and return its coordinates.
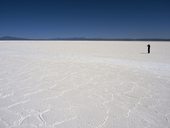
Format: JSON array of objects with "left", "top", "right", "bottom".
[{"left": 0, "top": 36, "right": 170, "bottom": 41}]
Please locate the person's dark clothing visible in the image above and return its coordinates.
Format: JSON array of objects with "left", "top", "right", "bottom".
[{"left": 147, "top": 44, "right": 150, "bottom": 54}]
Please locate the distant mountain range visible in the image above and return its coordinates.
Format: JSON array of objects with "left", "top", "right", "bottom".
[
  {"left": 0, "top": 36, "right": 29, "bottom": 40},
  {"left": 0, "top": 36, "right": 170, "bottom": 41}
]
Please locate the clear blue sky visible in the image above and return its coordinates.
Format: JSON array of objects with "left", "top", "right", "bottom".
[{"left": 0, "top": 0, "right": 170, "bottom": 39}]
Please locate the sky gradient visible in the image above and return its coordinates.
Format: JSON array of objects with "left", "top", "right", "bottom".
[{"left": 0, "top": 0, "right": 170, "bottom": 39}]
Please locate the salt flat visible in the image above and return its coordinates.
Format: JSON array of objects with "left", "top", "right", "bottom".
[{"left": 0, "top": 41, "right": 170, "bottom": 128}]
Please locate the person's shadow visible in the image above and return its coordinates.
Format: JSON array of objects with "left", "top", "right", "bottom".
[{"left": 140, "top": 52, "right": 148, "bottom": 54}]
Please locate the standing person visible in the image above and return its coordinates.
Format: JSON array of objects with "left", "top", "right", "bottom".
[{"left": 147, "top": 44, "right": 151, "bottom": 54}]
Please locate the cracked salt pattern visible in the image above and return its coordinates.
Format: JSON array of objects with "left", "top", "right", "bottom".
[{"left": 0, "top": 41, "right": 170, "bottom": 128}]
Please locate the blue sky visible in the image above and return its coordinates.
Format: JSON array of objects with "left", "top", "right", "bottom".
[{"left": 0, "top": 0, "right": 170, "bottom": 39}]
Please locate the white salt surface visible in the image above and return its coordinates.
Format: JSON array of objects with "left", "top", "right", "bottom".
[{"left": 0, "top": 41, "right": 170, "bottom": 128}]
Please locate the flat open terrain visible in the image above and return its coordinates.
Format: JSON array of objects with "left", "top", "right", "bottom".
[{"left": 0, "top": 41, "right": 170, "bottom": 128}]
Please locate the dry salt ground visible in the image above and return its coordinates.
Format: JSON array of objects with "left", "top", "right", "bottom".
[{"left": 0, "top": 41, "right": 170, "bottom": 128}]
